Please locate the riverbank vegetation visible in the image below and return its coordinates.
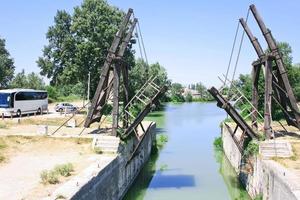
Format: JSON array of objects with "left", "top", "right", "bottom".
[
  {"left": 213, "top": 136, "right": 223, "bottom": 151},
  {"left": 168, "top": 82, "right": 213, "bottom": 103}
]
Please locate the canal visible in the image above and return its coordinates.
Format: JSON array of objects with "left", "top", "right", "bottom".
[{"left": 124, "top": 102, "right": 250, "bottom": 200}]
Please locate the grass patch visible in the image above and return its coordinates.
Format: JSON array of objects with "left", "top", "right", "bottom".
[
  {"left": 254, "top": 194, "right": 263, "bottom": 200},
  {"left": 40, "top": 163, "right": 74, "bottom": 184},
  {"left": 270, "top": 157, "right": 288, "bottom": 167},
  {"left": 94, "top": 147, "right": 103, "bottom": 154},
  {"left": 159, "top": 164, "right": 168, "bottom": 171},
  {"left": 54, "top": 163, "right": 74, "bottom": 177},
  {"left": 40, "top": 170, "right": 59, "bottom": 184},
  {"left": 0, "top": 123, "right": 7, "bottom": 129},
  {"left": 55, "top": 194, "right": 66, "bottom": 200},
  {"left": 290, "top": 145, "right": 298, "bottom": 161},
  {"left": 0, "top": 154, "right": 5, "bottom": 163},
  {"left": 244, "top": 140, "right": 259, "bottom": 157},
  {"left": 156, "top": 134, "right": 168, "bottom": 149}
]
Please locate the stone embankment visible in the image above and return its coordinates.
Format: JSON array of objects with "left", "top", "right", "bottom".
[{"left": 222, "top": 124, "right": 300, "bottom": 200}]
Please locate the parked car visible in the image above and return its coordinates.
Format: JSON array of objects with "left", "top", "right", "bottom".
[{"left": 55, "top": 103, "right": 78, "bottom": 113}]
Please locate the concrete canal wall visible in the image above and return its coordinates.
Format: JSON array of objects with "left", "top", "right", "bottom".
[
  {"left": 45, "top": 122, "right": 156, "bottom": 200},
  {"left": 222, "top": 124, "right": 300, "bottom": 200}
]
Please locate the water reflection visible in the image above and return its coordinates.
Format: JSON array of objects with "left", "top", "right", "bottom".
[{"left": 124, "top": 103, "right": 250, "bottom": 200}]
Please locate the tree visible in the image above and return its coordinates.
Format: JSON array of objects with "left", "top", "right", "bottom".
[
  {"left": 0, "top": 37, "right": 15, "bottom": 88},
  {"left": 37, "top": 0, "right": 134, "bottom": 97},
  {"left": 170, "top": 83, "right": 185, "bottom": 102},
  {"left": 10, "top": 70, "right": 45, "bottom": 90},
  {"left": 236, "top": 41, "right": 299, "bottom": 119},
  {"left": 128, "top": 59, "right": 170, "bottom": 100},
  {"left": 185, "top": 92, "right": 193, "bottom": 102}
]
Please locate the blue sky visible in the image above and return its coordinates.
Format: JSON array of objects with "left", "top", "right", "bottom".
[{"left": 1, "top": 1, "right": 300, "bottom": 87}]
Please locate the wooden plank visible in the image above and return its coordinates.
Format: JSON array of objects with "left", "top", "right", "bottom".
[
  {"left": 250, "top": 4, "right": 300, "bottom": 126},
  {"left": 251, "top": 64, "right": 261, "bottom": 131},
  {"left": 264, "top": 58, "right": 273, "bottom": 138},
  {"left": 208, "top": 87, "right": 257, "bottom": 140},
  {"left": 112, "top": 64, "right": 121, "bottom": 136},
  {"left": 239, "top": 18, "right": 264, "bottom": 58}
]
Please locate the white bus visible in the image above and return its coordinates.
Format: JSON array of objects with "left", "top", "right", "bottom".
[{"left": 0, "top": 89, "right": 48, "bottom": 117}]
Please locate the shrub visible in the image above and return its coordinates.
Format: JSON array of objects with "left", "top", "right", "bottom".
[
  {"left": 54, "top": 163, "right": 74, "bottom": 177},
  {"left": 40, "top": 170, "right": 59, "bottom": 184},
  {"left": 244, "top": 140, "right": 259, "bottom": 157},
  {"left": 156, "top": 134, "right": 168, "bottom": 149},
  {"left": 254, "top": 194, "right": 263, "bottom": 200},
  {"left": 94, "top": 147, "right": 103, "bottom": 154},
  {"left": 0, "top": 154, "right": 5, "bottom": 163},
  {"left": 213, "top": 137, "right": 223, "bottom": 151}
]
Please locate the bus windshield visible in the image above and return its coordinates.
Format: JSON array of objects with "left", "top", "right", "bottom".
[{"left": 0, "top": 93, "right": 11, "bottom": 108}]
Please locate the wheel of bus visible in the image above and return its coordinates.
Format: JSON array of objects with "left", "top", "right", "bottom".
[
  {"left": 16, "top": 110, "right": 21, "bottom": 117},
  {"left": 37, "top": 108, "right": 41, "bottom": 115}
]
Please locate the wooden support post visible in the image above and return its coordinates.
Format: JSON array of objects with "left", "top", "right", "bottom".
[
  {"left": 252, "top": 64, "right": 261, "bottom": 131},
  {"left": 250, "top": 4, "right": 300, "bottom": 126},
  {"left": 122, "top": 66, "right": 129, "bottom": 128},
  {"left": 1, "top": 113, "right": 4, "bottom": 120},
  {"left": 112, "top": 65, "right": 121, "bottom": 136},
  {"left": 264, "top": 58, "right": 273, "bottom": 139}
]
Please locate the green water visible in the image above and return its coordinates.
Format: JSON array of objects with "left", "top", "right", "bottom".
[{"left": 124, "top": 102, "right": 250, "bottom": 200}]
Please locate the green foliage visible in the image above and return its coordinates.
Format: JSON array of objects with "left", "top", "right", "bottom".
[
  {"left": 41, "top": 162, "right": 74, "bottom": 184},
  {"left": 55, "top": 194, "right": 67, "bottom": 200},
  {"left": 253, "top": 194, "right": 263, "bottom": 200},
  {"left": 185, "top": 92, "right": 193, "bottom": 102},
  {"left": 0, "top": 37, "right": 15, "bottom": 88},
  {"left": 244, "top": 140, "right": 259, "bottom": 157},
  {"left": 0, "top": 139, "right": 7, "bottom": 149},
  {"left": 128, "top": 59, "right": 170, "bottom": 102},
  {"left": 40, "top": 170, "right": 59, "bottom": 184},
  {"left": 37, "top": 0, "right": 132, "bottom": 97},
  {"left": 0, "top": 123, "right": 7, "bottom": 129},
  {"left": 213, "top": 137, "right": 223, "bottom": 151},
  {"left": 170, "top": 83, "right": 185, "bottom": 102},
  {"left": 235, "top": 41, "right": 300, "bottom": 121},
  {"left": 156, "top": 134, "right": 168, "bottom": 149},
  {"left": 159, "top": 164, "right": 168, "bottom": 171},
  {"left": 101, "top": 104, "right": 113, "bottom": 116},
  {"left": 54, "top": 163, "right": 74, "bottom": 177},
  {"left": 0, "top": 154, "right": 5, "bottom": 163},
  {"left": 94, "top": 147, "right": 103, "bottom": 154},
  {"left": 45, "top": 85, "right": 82, "bottom": 102},
  {"left": 10, "top": 69, "right": 45, "bottom": 90}
]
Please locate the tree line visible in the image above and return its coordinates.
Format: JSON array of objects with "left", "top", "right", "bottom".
[
  {"left": 233, "top": 42, "right": 300, "bottom": 120},
  {"left": 0, "top": 0, "right": 169, "bottom": 103}
]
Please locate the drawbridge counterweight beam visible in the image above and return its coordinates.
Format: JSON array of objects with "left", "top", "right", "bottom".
[
  {"left": 239, "top": 4, "right": 300, "bottom": 131},
  {"left": 208, "top": 87, "right": 257, "bottom": 140}
]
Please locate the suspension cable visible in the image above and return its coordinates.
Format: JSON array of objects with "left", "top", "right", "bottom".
[
  {"left": 133, "top": 13, "right": 148, "bottom": 64},
  {"left": 135, "top": 27, "right": 144, "bottom": 61},
  {"left": 228, "top": 8, "right": 250, "bottom": 96},
  {"left": 224, "top": 22, "right": 240, "bottom": 87}
]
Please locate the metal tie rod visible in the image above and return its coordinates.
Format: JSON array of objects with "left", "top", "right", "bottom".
[
  {"left": 125, "top": 75, "right": 157, "bottom": 109},
  {"left": 220, "top": 74, "right": 265, "bottom": 119}
]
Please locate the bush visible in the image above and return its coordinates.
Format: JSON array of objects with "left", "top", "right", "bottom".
[
  {"left": 156, "top": 134, "right": 168, "bottom": 149},
  {"left": 244, "top": 140, "right": 259, "bottom": 157},
  {"left": 94, "top": 147, "right": 103, "bottom": 154},
  {"left": 54, "top": 163, "right": 74, "bottom": 177},
  {"left": 0, "top": 154, "right": 5, "bottom": 163},
  {"left": 213, "top": 137, "right": 223, "bottom": 151},
  {"left": 40, "top": 170, "right": 59, "bottom": 184}
]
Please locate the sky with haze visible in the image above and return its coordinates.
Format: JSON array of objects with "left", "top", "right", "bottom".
[{"left": 1, "top": 0, "right": 300, "bottom": 87}]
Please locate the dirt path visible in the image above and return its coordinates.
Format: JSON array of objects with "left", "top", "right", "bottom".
[{"left": 0, "top": 136, "right": 97, "bottom": 200}]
